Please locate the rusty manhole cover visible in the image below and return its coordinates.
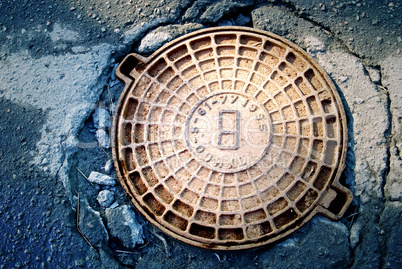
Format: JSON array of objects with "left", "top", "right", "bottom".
[{"left": 112, "top": 27, "right": 352, "bottom": 250}]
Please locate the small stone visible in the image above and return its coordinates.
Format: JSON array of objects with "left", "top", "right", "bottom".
[
  {"left": 236, "top": 13, "right": 251, "bottom": 25},
  {"left": 154, "top": 8, "right": 161, "bottom": 16},
  {"left": 109, "top": 201, "right": 119, "bottom": 208},
  {"left": 71, "top": 46, "right": 87, "bottom": 54},
  {"left": 70, "top": 7, "right": 76, "bottom": 11},
  {"left": 104, "top": 159, "right": 114, "bottom": 174},
  {"left": 114, "top": 28, "right": 120, "bottom": 33},
  {"left": 376, "top": 36, "right": 383, "bottom": 43},
  {"left": 339, "top": 75, "right": 349, "bottom": 83},
  {"left": 321, "top": 4, "right": 326, "bottom": 11},
  {"left": 219, "top": 20, "right": 233, "bottom": 26},
  {"left": 389, "top": 2, "right": 394, "bottom": 7},
  {"left": 78, "top": 199, "right": 108, "bottom": 248},
  {"left": 355, "top": 98, "right": 364, "bottom": 104},
  {"left": 356, "top": 15, "right": 360, "bottom": 21},
  {"left": 87, "top": 171, "right": 115, "bottom": 186},
  {"left": 349, "top": 38, "right": 354, "bottom": 42},
  {"left": 101, "top": 27, "right": 106, "bottom": 33},
  {"left": 350, "top": 222, "right": 362, "bottom": 248},
  {"left": 97, "top": 190, "right": 114, "bottom": 207},
  {"left": 105, "top": 205, "right": 144, "bottom": 248},
  {"left": 366, "top": 67, "right": 381, "bottom": 84},
  {"left": 96, "top": 129, "right": 110, "bottom": 148},
  {"left": 93, "top": 106, "right": 110, "bottom": 130}
]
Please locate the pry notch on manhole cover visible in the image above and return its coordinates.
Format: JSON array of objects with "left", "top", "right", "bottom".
[{"left": 111, "top": 27, "right": 353, "bottom": 250}]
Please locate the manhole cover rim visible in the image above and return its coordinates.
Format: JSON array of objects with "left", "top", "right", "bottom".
[{"left": 111, "top": 26, "right": 351, "bottom": 250}]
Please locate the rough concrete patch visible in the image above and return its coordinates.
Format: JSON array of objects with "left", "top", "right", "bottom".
[
  {"left": 78, "top": 199, "right": 109, "bottom": 248},
  {"left": 105, "top": 205, "right": 144, "bottom": 249},
  {"left": 123, "top": 13, "right": 182, "bottom": 45},
  {"left": 0, "top": 44, "right": 113, "bottom": 197},
  {"left": 138, "top": 23, "right": 203, "bottom": 54},
  {"left": 381, "top": 55, "right": 402, "bottom": 201},
  {"left": 98, "top": 248, "right": 123, "bottom": 268},
  {"left": 259, "top": 216, "right": 350, "bottom": 269},
  {"left": 307, "top": 40, "right": 389, "bottom": 203},
  {"left": 139, "top": 31, "right": 171, "bottom": 54},
  {"left": 380, "top": 201, "right": 402, "bottom": 268},
  {"left": 304, "top": 36, "right": 327, "bottom": 55},
  {"left": 199, "top": 0, "right": 253, "bottom": 24},
  {"left": 252, "top": 4, "right": 388, "bottom": 202},
  {"left": 49, "top": 23, "right": 80, "bottom": 43},
  {"left": 349, "top": 221, "right": 362, "bottom": 249},
  {"left": 251, "top": 5, "right": 332, "bottom": 48},
  {"left": 276, "top": 0, "right": 402, "bottom": 65}
]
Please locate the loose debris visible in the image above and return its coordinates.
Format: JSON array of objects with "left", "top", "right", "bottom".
[{"left": 87, "top": 171, "right": 115, "bottom": 186}]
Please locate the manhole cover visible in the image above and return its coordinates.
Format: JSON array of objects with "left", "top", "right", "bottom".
[{"left": 112, "top": 27, "right": 352, "bottom": 250}]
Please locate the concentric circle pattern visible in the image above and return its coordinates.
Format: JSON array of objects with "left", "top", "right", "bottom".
[{"left": 113, "top": 27, "right": 350, "bottom": 250}]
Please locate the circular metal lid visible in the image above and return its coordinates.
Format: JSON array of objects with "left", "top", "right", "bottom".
[{"left": 112, "top": 27, "right": 352, "bottom": 250}]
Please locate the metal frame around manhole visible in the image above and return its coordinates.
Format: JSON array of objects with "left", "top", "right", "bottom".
[{"left": 111, "top": 27, "right": 352, "bottom": 250}]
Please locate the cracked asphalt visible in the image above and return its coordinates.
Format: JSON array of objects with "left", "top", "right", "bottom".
[{"left": 0, "top": 0, "right": 401, "bottom": 268}]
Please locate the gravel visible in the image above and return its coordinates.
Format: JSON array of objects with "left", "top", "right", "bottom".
[{"left": 87, "top": 172, "right": 116, "bottom": 186}]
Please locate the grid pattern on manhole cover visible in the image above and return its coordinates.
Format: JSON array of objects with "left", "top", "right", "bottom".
[{"left": 112, "top": 27, "right": 352, "bottom": 250}]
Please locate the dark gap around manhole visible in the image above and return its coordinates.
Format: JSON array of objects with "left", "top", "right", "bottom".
[{"left": 327, "top": 190, "right": 348, "bottom": 216}]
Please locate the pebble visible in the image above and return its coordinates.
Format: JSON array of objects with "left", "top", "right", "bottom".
[
  {"left": 366, "top": 67, "right": 381, "bottom": 84},
  {"left": 70, "top": 7, "right": 76, "bottom": 11},
  {"left": 96, "top": 129, "right": 110, "bottom": 148},
  {"left": 97, "top": 190, "right": 114, "bottom": 207},
  {"left": 104, "top": 159, "right": 114, "bottom": 174},
  {"left": 236, "top": 13, "right": 251, "bottom": 25},
  {"left": 93, "top": 106, "right": 110, "bottom": 130},
  {"left": 87, "top": 171, "right": 115, "bottom": 186},
  {"left": 339, "top": 75, "right": 349, "bottom": 83}
]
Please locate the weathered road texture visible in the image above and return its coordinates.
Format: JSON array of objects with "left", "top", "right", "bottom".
[{"left": 0, "top": 0, "right": 400, "bottom": 268}]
